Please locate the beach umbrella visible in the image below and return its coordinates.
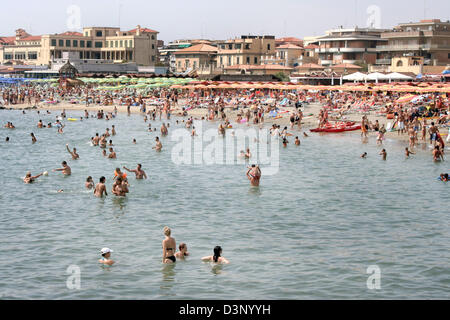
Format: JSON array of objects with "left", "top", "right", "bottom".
[{"left": 396, "top": 94, "right": 417, "bottom": 103}]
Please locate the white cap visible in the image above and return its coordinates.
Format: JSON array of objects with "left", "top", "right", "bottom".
[{"left": 100, "top": 248, "right": 113, "bottom": 254}]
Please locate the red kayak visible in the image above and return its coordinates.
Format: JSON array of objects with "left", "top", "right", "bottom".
[{"left": 310, "top": 122, "right": 361, "bottom": 133}]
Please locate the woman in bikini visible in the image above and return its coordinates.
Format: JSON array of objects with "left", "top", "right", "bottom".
[
  {"left": 162, "top": 226, "right": 177, "bottom": 264},
  {"left": 202, "top": 246, "right": 229, "bottom": 264}
]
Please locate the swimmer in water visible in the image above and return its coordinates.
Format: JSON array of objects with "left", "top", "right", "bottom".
[
  {"left": 85, "top": 176, "right": 94, "bottom": 189},
  {"left": 23, "top": 171, "right": 44, "bottom": 184},
  {"left": 102, "top": 149, "right": 107, "bottom": 157},
  {"left": 405, "top": 147, "right": 415, "bottom": 158},
  {"left": 361, "top": 152, "right": 367, "bottom": 158},
  {"left": 162, "top": 226, "right": 176, "bottom": 264},
  {"left": 303, "top": 132, "right": 309, "bottom": 137},
  {"left": 439, "top": 173, "right": 449, "bottom": 182},
  {"left": 111, "top": 125, "right": 116, "bottom": 136},
  {"left": 108, "top": 147, "right": 117, "bottom": 159},
  {"left": 379, "top": 149, "right": 387, "bottom": 161},
  {"left": 94, "top": 176, "right": 108, "bottom": 197},
  {"left": 153, "top": 137, "right": 162, "bottom": 152},
  {"left": 6, "top": 137, "right": 9, "bottom": 142},
  {"left": 123, "top": 164, "right": 147, "bottom": 179},
  {"left": 98, "top": 248, "right": 115, "bottom": 266},
  {"left": 202, "top": 246, "right": 229, "bottom": 264},
  {"left": 112, "top": 176, "right": 128, "bottom": 196},
  {"left": 294, "top": 136, "right": 300, "bottom": 146},
  {"left": 282, "top": 137, "right": 289, "bottom": 147},
  {"left": 245, "top": 148, "right": 251, "bottom": 159},
  {"left": 31, "top": 133, "right": 37, "bottom": 144},
  {"left": 53, "top": 161, "right": 71, "bottom": 175},
  {"left": 246, "top": 164, "right": 261, "bottom": 187},
  {"left": 66, "top": 144, "right": 79, "bottom": 160},
  {"left": 175, "top": 243, "right": 189, "bottom": 260},
  {"left": 132, "top": 139, "right": 136, "bottom": 144}
]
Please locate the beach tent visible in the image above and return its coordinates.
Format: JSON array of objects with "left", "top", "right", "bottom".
[
  {"left": 386, "top": 72, "right": 413, "bottom": 82},
  {"left": 343, "top": 72, "right": 367, "bottom": 82},
  {"left": 366, "top": 72, "right": 390, "bottom": 83}
]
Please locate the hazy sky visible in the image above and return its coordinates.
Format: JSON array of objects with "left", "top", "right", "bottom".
[{"left": 1, "top": 0, "right": 449, "bottom": 42}]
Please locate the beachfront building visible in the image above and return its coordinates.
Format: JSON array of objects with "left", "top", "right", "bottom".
[
  {"left": 262, "top": 44, "right": 304, "bottom": 67},
  {"left": 173, "top": 43, "right": 218, "bottom": 74},
  {"left": 312, "top": 27, "right": 390, "bottom": 67},
  {"left": 159, "top": 39, "right": 214, "bottom": 72},
  {"left": 0, "top": 25, "right": 159, "bottom": 67},
  {"left": 216, "top": 35, "right": 276, "bottom": 68},
  {"left": 373, "top": 19, "right": 450, "bottom": 74}
]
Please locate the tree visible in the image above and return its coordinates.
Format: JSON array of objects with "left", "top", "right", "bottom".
[
  {"left": 274, "top": 71, "right": 289, "bottom": 82},
  {"left": 354, "top": 61, "right": 369, "bottom": 72}
]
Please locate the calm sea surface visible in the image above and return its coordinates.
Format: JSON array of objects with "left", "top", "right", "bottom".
[{"left": 0, "top": 109, "right": 449, "bottom": 299}]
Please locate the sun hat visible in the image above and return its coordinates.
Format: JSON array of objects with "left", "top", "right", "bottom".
[{"left": 100, "top": 248, "right": 113, "bottom": 255}]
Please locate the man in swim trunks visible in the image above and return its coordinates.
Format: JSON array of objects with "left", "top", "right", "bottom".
[
  {"left": 112, "top": 177, "right": 129, "bottom": 196},
  {"left": 94, "top": 176, "right": 108, "bottom": 197},
  {"left": 53, "top": 161, "right": 71, "bottom": 175},
  {"left": 66, "top": 144, "right": 79, "bottom": 160},
  {"left": 123, "top": 164, "right": 147, "bottom": 179},
  {"left": 379, "top": 149, "right": 387, "bottom": 161},
  {"left": 429, "top": 122, "right": 439, "bottom": 146}
]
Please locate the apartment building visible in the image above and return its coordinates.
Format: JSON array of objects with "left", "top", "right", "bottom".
[
  {"left": 376, "top": 19, "right": 450, "bottom": 69},
  {"left": 173, "top": 43, "right": 218, "bottom": 73},
  {"left": 216, "top": 35, "right": 276, "bottom": 68},
  {"left": 313, "top": 27, "right": 389, "bottom": 66}
]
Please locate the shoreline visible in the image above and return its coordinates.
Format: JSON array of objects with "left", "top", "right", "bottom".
[{"left": 2, "top": 101, "right": 446, "bottom": 145}]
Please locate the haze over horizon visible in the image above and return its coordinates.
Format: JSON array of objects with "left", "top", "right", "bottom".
[{"left": 0, "top": 0, "right": 449, "bottom": 43}]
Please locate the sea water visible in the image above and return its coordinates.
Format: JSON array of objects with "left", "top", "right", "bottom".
[{"left": 0, "top": 109, "right": 448, "bottom": 299}]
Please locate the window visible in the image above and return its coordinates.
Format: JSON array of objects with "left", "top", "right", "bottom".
[
  {"left": 73, "top": 40, "right": 78, "bottom": 47},
  {"left": 129, "top": 40, "right": 133, "bottom": 47},
  {"left": 120, "top": 40, "right": 123, "bottom": 47},
  {"left": 221, "top": 45, "right": 225, "bottom": 49},
  {"left": 237, "top": 57, "right": 240, "bottom": 64},
  {"left": 185, "top": 60, "right": 189, "bottom": 68},
  {"left": 267, "top": 44, "right": 271, "bottom": 50},
  {"left": 59, "top": 40, "right": 64, "bottom": 47},
  {"left": 193, "top": 61, "right": 197, "bottom": 69},
  {"left": 152, "top": 55, "right": 155, "bottom": 62},
  {"left": 66, "top": 40, "right": 71, "bottom": 47},
  {"left": 106, "top": 41, "right": 109, "bottom": 48},
  {"left": 87, "top": 41, "right": 92, "bottom": 48},
  {"left": 396, "top": 60, "right": 403, "bottom": 67},
  {"left": 228, "top": 56, "right": 231, "bottom": 65},
  {"left": 95, "top": 42, "right": 103, "bottom": 48},
  {"left": 4, "top": 53, "right": 13, "bottom": 60},
  {"left": 220, "top": 57, "right": 223, "bottom": 65},
  {"left": 152, "top": 44, "right": 155, "bottom": 49},
  {"left": 96, "top": 31, "right": 103, "bottom": 37},
  {"left": 28, "top": 52, "right": 37, "bottom": 59},
  {"left": 151, "top": 35, "right": 155, "bottom": 40},
  {"left": 228, "top": 44, "right": 233, "bottom": 50},
  {"left": 254, "top": 57, "right": 258, "bottom": 64},
  {"left": 51, "top": 39, "right": 57, "bottom": 46},
  {"left": 80, "top": 40, "right": 85, "bottom": 48},
  {"left": 178, "top": 61, "right": 181, "bottom": 68},
  {"left": 245, "top": 44, "right": 250, "bottom": 49},
  {"left": 246, "top": 56, "right": 250, "bottom": 63},
  {"left": 85, "top": 32, "right": 89, "bottom": 37},
  {"left": 236, "top": 44, "right": 241, "bottom": 49},
  {"left": 115, "top": 41, "right": 118, "bottom": 48}
]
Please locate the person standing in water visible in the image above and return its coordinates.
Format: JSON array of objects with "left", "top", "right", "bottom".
[
  {"left": 66, "top": 144, "right": 79, "bottom": 160},
  {"left": 175, "top": 243, "right": 189, "bottom": 260},
  {"left": 53, "top": 161, "right": 71, "bottom": 175},
  {"left": 94, "top": 176, "right": 107, "bottom": 197},
  {"left": 162, "top": 226, "right": 176, "bottom": 264},
  {"left": 202, "top": 246, "right": 229, "bottom": 264},
  {"left": 85, "top": 176, "right": 94, "bottom": 189},
  {"left": 123, "top": 164, "right": 147, "bottom": 179},
  {"left": 246, "top": 165, "right": 261, "bottom": 186},
  {"left": 153, "top": 137, "right": 162, "bottom": 152},
  {"left": 379, "top": 149, "right": 387, "bottom": 160},
  {"left": 23, "top": 171, "right": 44, "bottom": 184},
  {"left": 99, "top": 248, "right": 115, "bottom": 266},
  {"left": 31, "top": 133, "right": 37, "bottom": 144}
]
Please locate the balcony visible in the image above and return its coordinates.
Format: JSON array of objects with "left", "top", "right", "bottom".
[
  {"left": 377, "top": 44, "right": 450, "bottom": 51},
  {"left": 381, "top": 31, "right": 422, "bottom": 38},
  {"left": 375, "top": 58, "right": 392, "bottom": 65}
]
